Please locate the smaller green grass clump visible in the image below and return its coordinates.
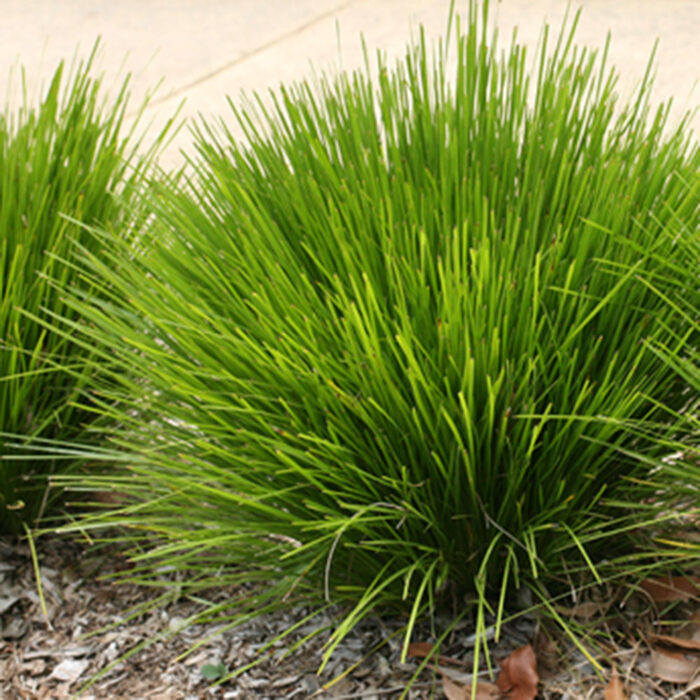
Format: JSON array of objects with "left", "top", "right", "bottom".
[
  {"left": 54, "top": 4, "right": 698, "bottom": 678},
  {"left": 613, "top": 197, "right": 699, "bottom": 508},
  {"left": 0, "top": 46, "right": 161, "bottom": 532}
]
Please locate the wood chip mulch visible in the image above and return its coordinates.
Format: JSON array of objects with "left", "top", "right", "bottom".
[{"left": 0, "top": 534, "right": 680, "bottom": 699}]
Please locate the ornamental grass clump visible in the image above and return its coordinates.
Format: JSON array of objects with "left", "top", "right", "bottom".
[
  {"left": 53, "top": 5, "right": 698, "bottom": 675},
  {"left": 0, "top": 47, "right": 161, "bottom": 532}
]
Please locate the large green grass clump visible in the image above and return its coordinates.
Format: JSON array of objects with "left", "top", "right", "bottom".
[
  {"left": 0, "top": 48, "right": 159, "bottom": 532},
  {"left": 55, "top": 6, "right": 698, "bottom": 669}
]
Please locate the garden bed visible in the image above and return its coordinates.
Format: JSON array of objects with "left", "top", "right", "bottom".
[{"left": 2, "top": 3, "right": 698, "bottom": 699}]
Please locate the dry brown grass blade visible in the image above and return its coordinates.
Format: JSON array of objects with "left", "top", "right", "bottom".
[{"left": 649, "top": 634, "right": 700, "bottom": 652}]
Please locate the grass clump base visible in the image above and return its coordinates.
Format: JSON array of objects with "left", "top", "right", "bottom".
[{"left": 51, "top": 2, "right": 699, "bottom": 686}]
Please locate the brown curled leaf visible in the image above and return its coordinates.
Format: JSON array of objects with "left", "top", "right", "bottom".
[{"left": 496, "top": 644, "right": 539, "bottom": 700}]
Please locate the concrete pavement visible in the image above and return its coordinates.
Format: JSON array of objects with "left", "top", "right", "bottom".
[{"left": 2, "top": 1, "right": 698, "bottom": 167}]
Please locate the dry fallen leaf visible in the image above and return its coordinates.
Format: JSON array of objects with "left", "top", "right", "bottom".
[
  {"left": 442, "top": 675, "right": 501, "bottom": 700},
  {"left": 407, "top": 641, "right": 464, "bottom": 667},
  {"left": 650, "top": 646, "right": 700, "bottom": 683},
  {"left": 639, "top": 576, "right": 700, "bottom": 603},
  {"left": 496, "top": 644, "right": 539, "bottom": 700},
  {"left": 603, "top": 666, "right": 627, "bottom": 700}
]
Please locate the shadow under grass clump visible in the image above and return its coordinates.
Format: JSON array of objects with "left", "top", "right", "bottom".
[
  {"left": 0, "top": 45, "right": 164, "bottom": 533},
  {"left": 54, "top": 2, "right": 699, "bottom": 684}
]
